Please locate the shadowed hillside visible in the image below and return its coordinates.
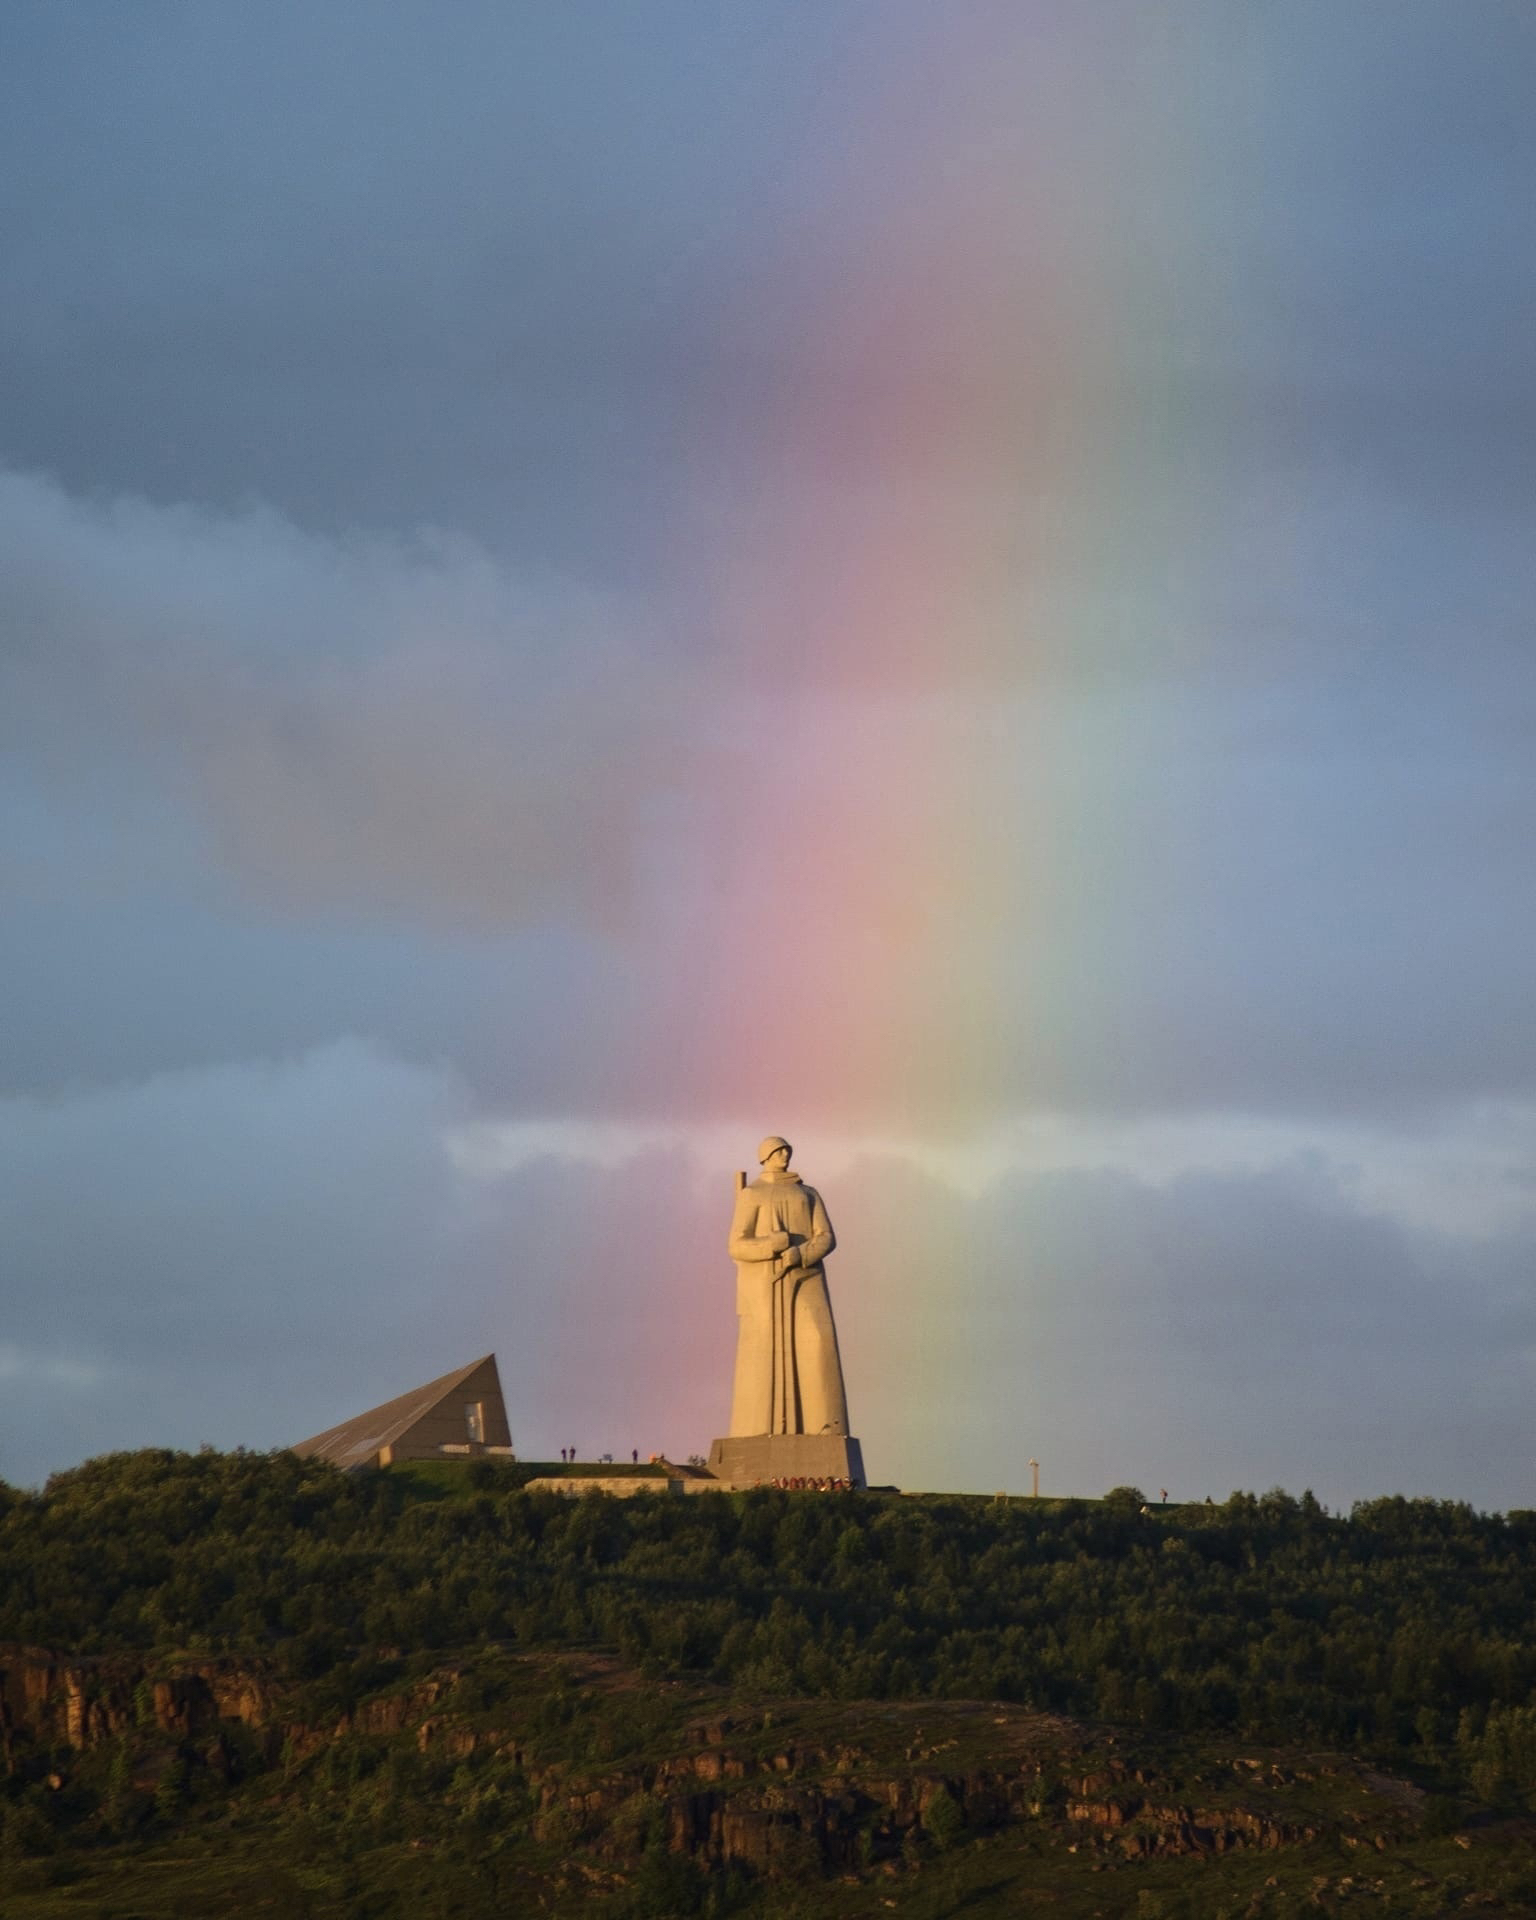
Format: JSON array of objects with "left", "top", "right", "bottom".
[{"left": 2, "top": 1451, "right": 1536, "bottom": 1916}]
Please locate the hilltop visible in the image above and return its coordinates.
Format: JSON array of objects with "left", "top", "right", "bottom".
[{"left": 2, "top": 1451, "right": 1535, "bottom": 1916}]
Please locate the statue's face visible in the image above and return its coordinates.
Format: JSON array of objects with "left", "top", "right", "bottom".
[{"left": 766, "top": 1145, "right": 791, "bottom": 1171}]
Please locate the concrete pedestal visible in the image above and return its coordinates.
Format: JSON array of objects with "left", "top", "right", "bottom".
[{"left": 707, "top": 1433, "right": 866, "bottom": 1489}]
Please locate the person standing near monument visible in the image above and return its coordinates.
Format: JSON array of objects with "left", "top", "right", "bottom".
[{"left": 727, "top": 1136, "right": 850, "bottom": 1439}]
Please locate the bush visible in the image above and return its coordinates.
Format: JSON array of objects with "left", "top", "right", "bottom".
[
  {"left": 625, "top": 1845, "right": 706, "bottom": 1916},
  {"left": 1459, "top": 1701, "right": 1536, "bottom": 1806},
  {"left": 1, "top": 1801, "right": 57, "bottom": 1859},
  {"left": 924, "top": 1784, "right": 964, "bottom": 1851},
  {"left": 153, "top": 1756, "right": 190, "bottom": 1823},
  {"left": 1421, "top": 1794, "right": 1462, "bottom": 1836}
]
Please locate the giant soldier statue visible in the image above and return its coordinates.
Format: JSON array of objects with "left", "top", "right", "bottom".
[{"left": 708, "top": 1135, "right": 866, "bottom": 1488}]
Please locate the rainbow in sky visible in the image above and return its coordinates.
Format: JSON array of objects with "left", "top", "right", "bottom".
[{"left": 614, "top": 13, "right": 1225, "bottom": 1142}]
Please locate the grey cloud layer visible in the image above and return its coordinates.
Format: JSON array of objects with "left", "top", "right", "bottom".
[
  {"left": 1, "top": 469, "right": 683, "bottom": 930},
  {"left": 3, "top": 462, "right": 1535, "bottom": 1123}
]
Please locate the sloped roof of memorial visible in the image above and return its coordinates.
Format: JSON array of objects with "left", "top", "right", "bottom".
[{"left": 290, "top": 1353, "right": 500, "bottom": 1471}]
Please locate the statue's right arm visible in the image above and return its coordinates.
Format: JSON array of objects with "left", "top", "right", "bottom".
[{"left": 728, "top": 1194, "right": 790, "bottom": 1263}]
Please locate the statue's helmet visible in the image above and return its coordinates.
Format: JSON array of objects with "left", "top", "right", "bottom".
[{"left": 757, "top": 1134, "right": 791, "bottom": 1165}]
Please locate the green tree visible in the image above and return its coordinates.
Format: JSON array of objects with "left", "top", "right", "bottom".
[{"left": 924, "top": 1784, "right": 964, "bottom": 1851}]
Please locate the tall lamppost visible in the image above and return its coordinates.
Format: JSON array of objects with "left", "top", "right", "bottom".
[{"left": 1029, "top": 1458, "right": 1039, "bottom": 1499}]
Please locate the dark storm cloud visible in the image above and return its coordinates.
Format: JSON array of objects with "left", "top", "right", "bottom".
[
  {"left": 1, "top": 3, "right": 1531, "bottom": 577},
  {"left": 825, "top": 1146, "right": 1536, "bottom": 1510},
  {"left": 0, "top": 2, "right": 849, "bottom": 572},
  {"left": 0, "top": 1041, "right": 474, "bottom": 1484}
]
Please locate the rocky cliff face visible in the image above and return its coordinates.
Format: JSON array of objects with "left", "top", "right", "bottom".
[
  {"left": 0, "top": 1645, "right": 275, "bottom": 1753},
  {"left": 0, "top": 1645, "right": 1420, "bottom": 1881},
  {"left": 527, "top": 1706, "right": 1340, "bottom": 1874}
]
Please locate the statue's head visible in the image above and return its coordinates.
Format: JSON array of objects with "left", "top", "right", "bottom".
[{"left": 757, "top": 1134, "right": 792, "bottom": 1170}]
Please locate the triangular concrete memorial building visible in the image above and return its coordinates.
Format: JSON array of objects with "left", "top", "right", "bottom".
[{"left": 291, "top": 1354, "right": 512, "bottom": 1472}]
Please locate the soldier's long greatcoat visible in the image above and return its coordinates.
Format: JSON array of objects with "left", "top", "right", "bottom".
[{"left": 727, "top": 1168, "right": 850, "bottom": 1438}]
